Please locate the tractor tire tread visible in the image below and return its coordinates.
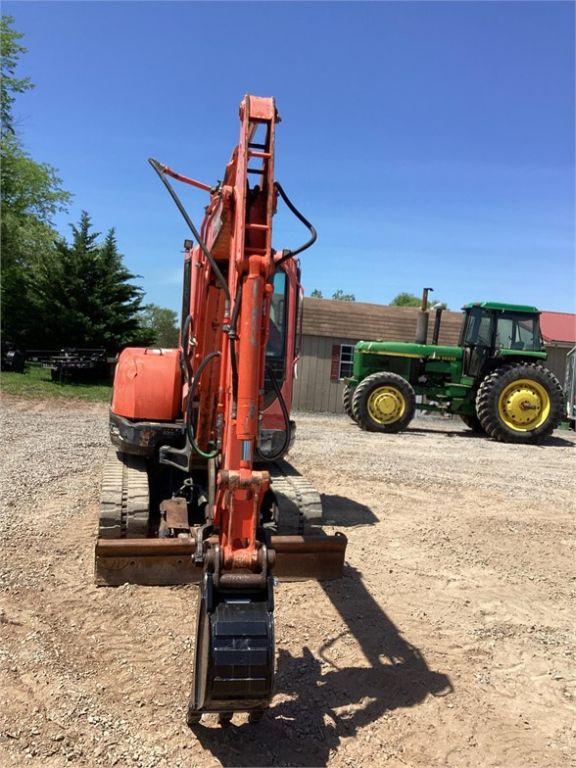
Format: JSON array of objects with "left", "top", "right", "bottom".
[
  {"left": 459, "top": 412, "right": 484, "bottom": 433},
  {"left": 476, "top": 362, "right": 563, "bottom": 444},
  {"left": 351, "top": 371, "right": 416, "bottom": 433},
  {"left": 342, "top": 384, "right": 356, "bottom": 421}
]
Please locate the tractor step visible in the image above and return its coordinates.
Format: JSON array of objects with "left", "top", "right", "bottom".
[{"left": 94, "top": 534, "right": 347, "bottom": 586}]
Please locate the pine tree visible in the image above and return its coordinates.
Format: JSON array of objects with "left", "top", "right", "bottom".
[{"left": 29, "top": 212, "right": 152, "bottom": 351}]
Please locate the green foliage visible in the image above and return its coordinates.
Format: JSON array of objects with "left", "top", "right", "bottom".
[
  {"left": 28, "top": 212, "right": 152, "bottom": 351},
  {"left": 0, "top": 15, "right": 33, "bottom": 136},
  {"left": 1, "top": 15, "right": 71, "bottom": 347},
  {"left": 139, "top": 304, "right": 180, "bottom": 348},
  {"left": 309, "top": 289, "right": 356, "bottom": 301},
  {"left": 332, "top": 289, "right": 356, "bottom": 302},
  {"left": 1, "top": 363, "right": 111, "bottom": 402},
  {"left": 390, "top": 292, "right": 447, "bottom": 309},
  {"left": 1, "top": 17, "right": 146, "bottom": 354},
  {"left": 390, "top": 292, "right": 421, "bottom": 307}
]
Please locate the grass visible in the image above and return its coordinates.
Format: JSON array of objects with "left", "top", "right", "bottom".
[{"left": 1, "top": 362, "right": 112, "bottom": 403}]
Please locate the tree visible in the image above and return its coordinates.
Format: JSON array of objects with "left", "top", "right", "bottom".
[
  {"left": 390, "top": 292, "right": 447, "bottom": 309},
  {"left": 0, "top": 15, "right": 32, "bottom": 135},
  {"left": 332, "top": 289, "right": 356, "bottom": 302},
  {"left": 309, "top": 288, "right": 356, "bottom": 301},
  {"left": 390, "top": 292, "right": 421, "bottom": 307},
  {"left": 1, "top": 15, "right": 70, "bottom": 346},
  {"left": 29, "top": 212, "right": 152, "bottom": 351},
  {"left": 139, "top": 304, "right": 180, "bottom": 348}
]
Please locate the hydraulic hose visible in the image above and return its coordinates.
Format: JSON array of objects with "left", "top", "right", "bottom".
[
  {"left": 228, "top": 283, "right": 242, "bottom": 405},
  {"left": 180, "top": 314, "right": 193, "bottom": 384},
  {"left": 257, "top": 365, "right": 292, "bottom": 463},
  {"left": 148, "top": 158, "right": 230, "bottom": 304},
  {"left": 274, "top": 181, "right": 317, "bottom": 264},
  {"left": 186, "top": 350, "right": 221, "bottom": 459}
]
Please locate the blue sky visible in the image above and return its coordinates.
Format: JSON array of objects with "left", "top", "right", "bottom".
[{"left": 5, "top": 1, "right": 575, "bottom": 313}]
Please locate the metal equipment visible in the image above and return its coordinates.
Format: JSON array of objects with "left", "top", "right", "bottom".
[
  {"left": 48, "top": 348, "right": 108, "bottom": 382},
  {"left": 344, "top": 291, "right": 563, "bottom": 443},
  {"left": 564, "top": 346, "right": 576, "bottom": 430},
  {"left": 95, "top": 96, "right": 347, "bottom": 724}
]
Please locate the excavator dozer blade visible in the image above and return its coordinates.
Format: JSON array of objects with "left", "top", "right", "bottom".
[{"left": 94, "top": 534, "right": 347, "bottom": 587}]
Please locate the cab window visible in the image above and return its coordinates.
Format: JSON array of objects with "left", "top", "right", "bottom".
[
  {"left": 463, "top": 309, "right": 493, "bottom": 346},
  {"left": 266, "top": 270, "right": 288, "bottom": 381},
  {"left": 495, "top": 314, "right": 541, "bottom": 351}
]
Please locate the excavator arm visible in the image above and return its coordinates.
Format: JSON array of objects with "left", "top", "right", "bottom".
[{"left": 96, "top": 95, "right": 347, "bottom": 724}]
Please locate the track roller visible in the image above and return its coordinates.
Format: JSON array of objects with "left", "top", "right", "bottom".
[{"left": 187, "top": 573, "right": 275, "bottom": 724}]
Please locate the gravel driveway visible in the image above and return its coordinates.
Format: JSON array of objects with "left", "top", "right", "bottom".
[{"left": 0, "top": 396, "right": 574, "bottom": 768}]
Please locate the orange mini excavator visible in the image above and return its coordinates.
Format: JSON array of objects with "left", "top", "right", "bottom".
[{"left": 95, "top": 96, "right": 347, "bottom": 724}]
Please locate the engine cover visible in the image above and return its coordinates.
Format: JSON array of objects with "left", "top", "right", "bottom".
[{"left": 111, "top": 347, "right": 182, "bottom": 421}]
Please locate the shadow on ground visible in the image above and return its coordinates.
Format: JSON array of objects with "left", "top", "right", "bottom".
[
  {"left": 407, "top": 425, "right": 575, "bottom": 447},
  {"left": 320, "top": 494, "right": 378, "bottom": 526},
  {"left": 190, "top": 560, "right": 452, "bottom": 767}
]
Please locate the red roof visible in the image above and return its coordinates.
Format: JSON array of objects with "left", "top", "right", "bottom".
[{"left": 540, "top": 311, "right": 576, "bottom": 344}]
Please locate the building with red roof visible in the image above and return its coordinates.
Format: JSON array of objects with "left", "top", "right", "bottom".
[{"left": 540, "top": 312, "right": 576, "bottom": 345}]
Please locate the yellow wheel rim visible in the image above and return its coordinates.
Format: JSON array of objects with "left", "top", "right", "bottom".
[
  {"left": 497, "top": 378, "right": 550, "bottom": 431},
  {"left": 367, "top": 385, "right": 406, "bottom": 424}
]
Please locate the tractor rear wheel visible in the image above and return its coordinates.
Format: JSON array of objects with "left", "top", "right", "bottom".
[
  {"left": 352, "top": 372, "right": 416, "bottom": 433},
  {"left": 476, "top": 363, "right": 563, "bottom": 443},
  {"left": 342, "top": 384, "right": 356, "bottom": 421},
  {"left": 459, "top": 413, "right": 484, "bottom": 433}
]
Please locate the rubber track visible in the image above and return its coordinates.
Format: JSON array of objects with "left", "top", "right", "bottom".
[
  {"left": 475, "top": 362, "right": 563, "bottom": 443},
  {"left": 269, "top": 460, "right": 323, "bottom": 535},
  {"left": 99, "top": 449, "right": 149, "bottom": 538}
]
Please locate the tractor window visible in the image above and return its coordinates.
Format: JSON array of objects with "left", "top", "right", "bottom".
[
  {"left": 495, "top": 313, "right": 541, "bottom": 351},
  {"left": 463, "top": 309, "right": 493, "bottom": 346}
]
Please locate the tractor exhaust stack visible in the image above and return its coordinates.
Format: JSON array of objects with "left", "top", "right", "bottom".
[
  {"left": 415, "top": 286, "right": 433, "bottom": 344},
  {"left": 432, "top": 306, "right": 444, "bottom": 345}
]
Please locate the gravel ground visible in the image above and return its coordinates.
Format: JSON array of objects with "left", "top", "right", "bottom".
[{"left": 0, "top": 396, "right": 574, "bottom": 768}]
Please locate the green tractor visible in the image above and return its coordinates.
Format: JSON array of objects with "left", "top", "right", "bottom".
[{"left": 344, "top": 290, "right": 563, "bottom": 443}]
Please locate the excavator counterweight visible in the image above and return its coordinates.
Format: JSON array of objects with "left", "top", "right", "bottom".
[{"left": 95, "top": 96, "right": 347, "bottom": 723}]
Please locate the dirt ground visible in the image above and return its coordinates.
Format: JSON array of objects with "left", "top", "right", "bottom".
[{"left": 0, "top": 396, "right": 574, "bottom": 768}]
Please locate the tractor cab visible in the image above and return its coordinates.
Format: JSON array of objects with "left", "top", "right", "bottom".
[{"left": 459, "top": 302, "right": 544, "bottom": 378}]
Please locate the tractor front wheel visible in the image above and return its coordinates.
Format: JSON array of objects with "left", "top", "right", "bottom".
[
  {"left": 476, "top": 363, "right": 563, "bottom": 443},
  {"left": 352, "top": 372, "right": 416, "bottom": 433},
  {"left": 342, "top": 384, "right": 356, "bottom": 421},
  {"left": 459, "top": 413, "right": 484, "bottom": 433}
]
